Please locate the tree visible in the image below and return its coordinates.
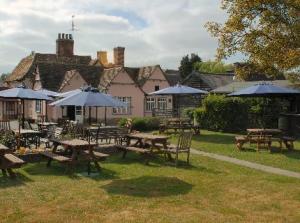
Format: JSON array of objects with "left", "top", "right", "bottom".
[
  {"left": 194, "top": 60, "right": 233, "bottom": 74},
  {"left": 205, "top": 0, "right": 300, "bottom": 79},
  {"left": 179, "top": 54, "right": 202, "bottom": 79},
  {"left": 0, "top": 73, "right": 10, "bottom": 82}
]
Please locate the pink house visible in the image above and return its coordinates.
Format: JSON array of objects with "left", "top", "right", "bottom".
[{"left": 3, "top": 33, "right": 172, "bottom": 123}]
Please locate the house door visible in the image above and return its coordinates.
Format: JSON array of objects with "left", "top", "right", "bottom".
[{"left": 67, "top": 106, "right": 75, "bottom": 120}]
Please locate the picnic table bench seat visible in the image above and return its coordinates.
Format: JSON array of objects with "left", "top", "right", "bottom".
[
  {"left": 4, "top": 154, "right": 25, "bottom": 167},
  {"left": 82, "top": 150, "right": 109, "bottom": 161},
  {"left": 40, "top": 151, "right": 71, "bottom": 163},
  {"left": 117, "top": 145, "right": 150, "bottom": 154},
  {"left": 281, "top": 136, "right": 295, "bottom": 150}
]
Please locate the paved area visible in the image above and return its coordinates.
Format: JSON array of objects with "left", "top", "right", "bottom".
[{"left": 191, "top": 148, "right": 300, "bottom": 179}]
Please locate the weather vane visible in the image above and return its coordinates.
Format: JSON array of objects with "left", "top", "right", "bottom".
[{"left": 71, "top": 15, "right": 78, "bottom": 32}]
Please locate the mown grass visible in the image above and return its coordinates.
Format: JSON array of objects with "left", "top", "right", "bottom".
[
  {"left": 168, "top": 130, "right": 300, "bottom": 173},
  {"left": 1, "top": 150, "right": 300, "bottom": 223}
]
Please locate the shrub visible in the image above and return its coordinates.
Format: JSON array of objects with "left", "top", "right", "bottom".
[
  {"left": 194, "top": 94, "right": 249, "bottom": 132},
  {"left": 0, "top": 130, "right": 16, "bottom": 148},
  {"left": 118, "top": 117, "right": 161, "bottom": 132}
]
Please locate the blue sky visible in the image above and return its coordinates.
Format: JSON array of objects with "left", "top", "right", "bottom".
[{"left": 0, "top": 0, "right": 241, "bottom": 74}]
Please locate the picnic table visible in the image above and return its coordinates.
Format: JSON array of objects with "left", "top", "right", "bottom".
[
  {"left": 13, "top": 129, "right": 42, "bottom": 149},
  {"left": 120, "top": 133, "right": 170, "bottom": 163},
  {"left": 41, "top": 139, "right": 108, "bottom": 174},
  {"left": 247, "top": 128, "right": 282, "bottom": 135},
  {"left": 0, "top": 143, "right": 25, "bottom": 177},
  {"left": 38, "top": 122, "right": 57, "bottom": 128},
  {"left": 159, "top": 118, "right": 200, "bottom": 135},
  {"left": 235, "top": 128, "right": 295, "bottom": 151}
]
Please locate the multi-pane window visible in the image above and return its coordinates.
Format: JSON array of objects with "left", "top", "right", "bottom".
[
  {"left": 6, "top": 101, "right": 16, "bottom": 113},
  {"left": 113, "top": 97, "right": 131, "bottom": 115},
  {"left": 75, "top": 106, "right": 82, "bottom": 115},
  {"left": 145, "top": 97, "right": 167, "bottom": 112},
  {"left": 35, "top": 100, "right": 42, "bottom": 113},
  {"left": 146, "top": 97, "right": 155, "bottom": 112},
  {"left": 157, "top": 98, "right": 167, "bottom": 110}
]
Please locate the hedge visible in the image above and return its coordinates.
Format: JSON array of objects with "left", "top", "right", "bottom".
[
  {"left": 118, "top": 117, "right": 161, "bottom": 132},
  {"left": 192, "top": 94, "right": 289, "bottom": 133}
]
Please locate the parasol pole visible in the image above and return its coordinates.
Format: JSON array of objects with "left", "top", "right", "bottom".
[
  {"left": 88, "top": 106, "right": 91, "bottom": 125},
  {"left": 104, "top": 106, "right": 107, "bottom": 126},
  {"left": 96, "top": 107, "right": 98, "bottom": 123},
  {"left": 22, "top": 99, "right": 25, "bottom": 128}
]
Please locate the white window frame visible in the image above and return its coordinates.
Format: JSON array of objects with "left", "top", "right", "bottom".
[
  {"left": 35, "top": 100, "right": 42, "bottom": 113},
  {"left": 157, "top": 97, "right": 167, "bottom": 111},
  {"left": 146, "top": 97, "right": 156, "bottom": 112},
  {"left": 113, "top": 97, "right": 131, "bottom": 115}
]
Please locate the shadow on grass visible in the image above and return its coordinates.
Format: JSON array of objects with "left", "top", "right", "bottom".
[
  {"left": 101, "top": 176, "right": 193, "bottom": 197},
  {"left": 283, "top": 149, "right": 300, "bottom": 160},
  {"left": 0, "top": 172, "right": 33, "bottom": 188},
  {"left": 23, "top": 162, "right": 118, "bottom": 181},
  {"left": 108, "top": 152, "right": 165, "bottom": 168},
  {"left": 193, "top": 133, "right": 235, "bottom": 145}
]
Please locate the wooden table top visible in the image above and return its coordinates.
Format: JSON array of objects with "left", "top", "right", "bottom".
[
  {"left": 57, "top": 139, "right": 97, "bottom": 147},
  {"left": 247, "top": 129, "right": 282, "bottom": 134},
  {"left": 127, "top": 133, "right": 169, "bottom": 140},
  {"left": 38, "top": 122, "right": 58, "bottom": 126},
  {"left": 13, "top": 129, "right": 41, "bottom": 135}
]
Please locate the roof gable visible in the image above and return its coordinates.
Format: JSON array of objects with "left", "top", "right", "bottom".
[{"left": 182, "top": 71, "right": 234, "bottom": 90}]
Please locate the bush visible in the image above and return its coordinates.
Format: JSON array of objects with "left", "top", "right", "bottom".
[
  {"left": 194, "top": 94, "right": 249, "bottom": 132},
  {"left": 118, "top": 117, "right": 161, "bottom": 132}
]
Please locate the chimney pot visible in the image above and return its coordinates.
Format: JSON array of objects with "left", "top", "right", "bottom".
[
  {"left": 56, "top": 33, "right": 74, "bottom": 57},
  {"left": 97, "top": 51, "right": 108, "bottom": 66}
]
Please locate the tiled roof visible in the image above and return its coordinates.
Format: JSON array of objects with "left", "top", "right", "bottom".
[
  {"left": 164, "top": 69, "right": 182, "bottom": 86},
  {"left": 182, "top": 71, "right": 234, "bottom": 90},
  {"left": 99, "top": 67, "right": 123, "bottom": 89},
  {"left": 125, "top": 65, "right": 160, "bottom": 86},
  {"left": 5, "top": 53, "right": 100, "bottom": 92},
  {"left": 6, "top": 55, "right": 35, "bottom": 82}
]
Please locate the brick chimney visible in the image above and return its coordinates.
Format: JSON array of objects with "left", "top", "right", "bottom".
[
  {"left": 97, "top": 51, "right": 108, "bottom": 66},
  {"left": 56, "top": 33, "right": 74, "bottom": 57},
  {"left": 113, "top": 47, "right": 125, "bottom": 67}
]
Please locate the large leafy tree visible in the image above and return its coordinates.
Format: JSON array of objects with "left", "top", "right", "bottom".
[
  {"left": 194, "top": 60, "right": 233, "bottom": 74},
  {"left": 179, "top": 54, "right": 202, "bottom": 79},
  {"left": 206, "top": 0, "right": 300, "bottom": 79}
]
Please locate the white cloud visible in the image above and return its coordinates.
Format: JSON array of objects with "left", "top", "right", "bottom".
[{"left": 0, "top": 0, "right": 233, "bottom": 74}]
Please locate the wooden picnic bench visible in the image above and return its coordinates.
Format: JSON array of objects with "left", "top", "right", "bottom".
[
  {"left": 235, "top": 129, "right": 296, "bottom": 151},
  {"left": 118, "top": 133, "right": 170, "bottom": 164},
  {"left": 0, "top": 143, "right": 25, "bottom": 178},
  {"left": 40, "top": 139, "right": 109, "bottom": 174},
  {"left": 159, "top": 118, "right": 200, "bottom": 135}
]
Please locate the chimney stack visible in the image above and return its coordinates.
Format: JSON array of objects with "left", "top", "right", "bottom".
[
  {"left": 97, "top": 51, "right": 108, "bottom": 66},
  {"left": 56, "top": 33, "right": 74, "bottom": 57},
  {"left": 113, "top": 47, "right": 125, "bottom": 67}
]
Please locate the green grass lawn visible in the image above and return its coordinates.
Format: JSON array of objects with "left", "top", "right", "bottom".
[
  {"left": 169, "top": 130, "right": 300, "bottom": 173},
  {"left": 1, "top": 151, "right": 300, "bottom": 223}
]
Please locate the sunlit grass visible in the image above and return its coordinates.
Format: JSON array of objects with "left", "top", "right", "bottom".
[{"left": 1, "top": 150, "right": 300, "bottom": 223}]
